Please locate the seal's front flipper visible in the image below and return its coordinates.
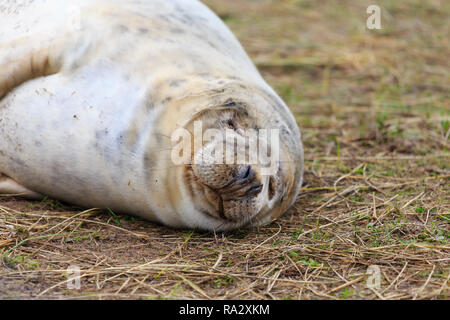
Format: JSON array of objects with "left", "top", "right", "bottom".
[
  {"left": 0, "top": 174, "right": 43, "bottom": 200},
  {"left": 0, "top": 37, "right": 66, "bottom": 99},
  {"left": 0, "top": 0, "right": 88, "bottom": 99}
]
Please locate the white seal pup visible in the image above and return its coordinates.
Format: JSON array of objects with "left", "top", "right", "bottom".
[{"left": 0, "top": 0, "right": 304, "bottom": 231}]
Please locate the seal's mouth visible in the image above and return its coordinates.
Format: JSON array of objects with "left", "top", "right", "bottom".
[
  {"left": 186, "top": 133, "right": 285, "bottom": 227},
  {"left": 194, "top": 164, "right": 264, "bottom": 222}
]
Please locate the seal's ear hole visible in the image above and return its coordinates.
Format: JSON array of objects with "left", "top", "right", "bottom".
[{"left": 268, "top": 176, "right": 276, "bottom": 201}]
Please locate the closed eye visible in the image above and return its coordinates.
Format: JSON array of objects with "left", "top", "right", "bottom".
[{"left": 226, "top": 119, "right": 237, "bottom": 130}]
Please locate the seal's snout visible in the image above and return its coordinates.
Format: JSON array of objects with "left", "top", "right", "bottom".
[
  {"left": 192, "top": 161, "right": 266, "bottom": 222},
  {"left": 182, "top": 107, "right": 301, "bottom": 229},
  {"left": 220, "top": 165, "right": 263, "bottom": 200}
]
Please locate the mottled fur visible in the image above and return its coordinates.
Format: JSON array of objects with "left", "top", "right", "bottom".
[{"left": 0, "top": 0, "right": 303, "bottom": 231}]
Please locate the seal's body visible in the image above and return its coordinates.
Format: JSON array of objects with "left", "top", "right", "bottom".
[{"left": 0, "top": 0, "right": 304, "bottom": 231}]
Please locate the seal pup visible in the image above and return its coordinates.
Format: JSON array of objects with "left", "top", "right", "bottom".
[{"left": 0, "top": 0, "right": 304, "bottom": 231}]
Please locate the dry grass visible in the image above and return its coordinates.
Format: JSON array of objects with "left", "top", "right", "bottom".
[{"left": 0, "top": 0, "right": 449, "bottom": 300}]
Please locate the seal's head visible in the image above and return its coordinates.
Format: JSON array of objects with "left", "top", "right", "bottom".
[{"left": 170, "top": 88, "right": 304, "bottom": 231}]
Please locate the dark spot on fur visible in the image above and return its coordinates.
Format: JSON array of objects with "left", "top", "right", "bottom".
[
  {"left": 207, "top": 41, "right": 218, "bottom": 50},
  {"left": 168, "top": 13, "right": 193, "bottom": 26},
  {"left": 9, "top": 156, "right": 25, "bottom": 167},
  {"left": 117, "top": 24, "right": 129, "bottom": 33},
  {"left": 198, "top": 73, "right": 211, "bottom": 79},
  {"left": 170, "top": 79, "right": 186, "bottom": 88},
  {"left": 145, "top": 101, "right": 155, "bottom": 111},
  {"left": 158, "top": 14, "right": 170, "bottom": 22},
  {"left": 170, "top": 28, "right": 185, "bottom": 34},
  {"left": 143, "top": 154, "right": 155, "bottom": 180},
  {"left": 70, "top": 62, "right": 80, "bottom": 72},
  {"left": 116, "top": 133, "right": 125, "bottom": 146},
  {"left": 155, "top": 132, "right": 163, "bottom": 144},
  {"left": 212, "top": 88, "right": 226, "bottom": 94},
  {"left": 95, "top": 129, "right": 109, "bottom": 140},
  {"left": 138, "top": 27, "right": 148, "bottom": 34},
  {"left": 162, "top": 97, "right": 172, "bottom": 104},
  {"left": 227, "top": 76, "right": 241, "bottom": 81}
]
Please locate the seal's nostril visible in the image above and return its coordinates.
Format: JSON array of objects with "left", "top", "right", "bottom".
[
  {"left": 242, "top": 166, "right": 251, "bottom": 179},
  {"left": 235, "top": 165, "right": 252, "bottom": 180}
]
